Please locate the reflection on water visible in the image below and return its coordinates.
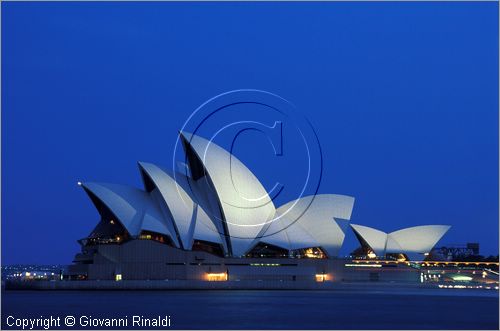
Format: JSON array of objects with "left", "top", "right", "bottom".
[{"left": 2, "top": 289, "right": 499, "bottom": 330}]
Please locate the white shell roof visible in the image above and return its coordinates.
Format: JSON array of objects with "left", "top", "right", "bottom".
[
  {"left": 79, "top": 132, "right": 452, "bottom": 261},
  {"left": 81, "top": 182, "right": 171, "bottom": 239},
  {"left": 259, "top": 194, "right": 355, "bottom": 257},
  {"left": 193, "top": 204, "right": 224, "bottom": 245},
  {"left": 180, "top": 132, "right": 276, "bottom": 256},
  {"left": 138, "top": 162, "right": 196, "bottom": 249},
  {"left": 138, "top": 162, "right": 224, "bottom": 250},
  {"left": 351, "top": 224, "right": 451, "bottom": 257},
  {"left": 387, "top": 225, "right": 451, "bottom": 254},
  {"left": 350, "top": 224, "right": 388, "bottom": 256},
  {"left": 258, "top": 215, "right": 319, "bottom": 251}
]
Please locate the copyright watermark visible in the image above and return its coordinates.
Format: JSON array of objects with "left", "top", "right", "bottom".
[
  {"left": 5, "top": 315, "right": 172, "bottom": 329},
  {"left": 172, "top": 89, "right": 323, "bottom": 240}
]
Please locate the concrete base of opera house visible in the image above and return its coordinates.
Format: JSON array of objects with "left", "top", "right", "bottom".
[
  {"left": 7, "top": 240, "right": 426, "bottom": 290},
  {"left": 64, "top": 240, "right": 422, "bottom": 283}
]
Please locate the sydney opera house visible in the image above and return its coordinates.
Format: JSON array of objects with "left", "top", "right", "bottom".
[{"left": 67, "top": 132, "right": 450, "bottom": 284}]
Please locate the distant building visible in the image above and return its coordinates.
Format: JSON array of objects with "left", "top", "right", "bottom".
[
  {"left": 2, "top": 267, "right": 61, "bottom": 281},
  {"left": 430, "top": 243, "right": 480, "bottom": 261}
]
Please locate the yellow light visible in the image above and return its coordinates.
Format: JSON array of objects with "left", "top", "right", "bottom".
[
  {"left": 303, "top": 248, "right": 325, "bottom": 259},
  {"left": 315, "top": 274, "right": 329, "bottom": 282},
  {"left": 115, "top": 274, "right": 122, "bottom": 281},
  {"left": 207, "top": 272, "right": 228, "bottom": 281},
  {"left": 367, "top": 252, "right": 377, "bottom": 259}
]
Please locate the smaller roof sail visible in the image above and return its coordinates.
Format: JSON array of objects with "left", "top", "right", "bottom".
[
  {"left": 80, "top": 182, "right": 172, "bottom": 240},
  {"left": 350, "top": 224, "right": 388, "bottom": 256},
  {"left": 138, "top": 161, "right": 228, "bottom": 252},
  {"left": 350, "top": 224, "right": 451, "bottom": 258},
  {"left": 255, "top": 194, "right": 355, "bottom": 257},
  {"left": 256, "top": 215, "right": 318, "bottom": 252},
  {"left": 387, "top": 225, "right": 451, "bottom": 254},
  {"left": 138, "top": 162, "right": 197, "bottom": 250}
]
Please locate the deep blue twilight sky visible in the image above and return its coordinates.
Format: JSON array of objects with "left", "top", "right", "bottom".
[{"left": 2, "top": 2, "right": 498, "bottom": 264}]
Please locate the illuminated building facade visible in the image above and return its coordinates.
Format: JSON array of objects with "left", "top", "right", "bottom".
[{"left": 67, "top": 132, "right": 449, "bottom": 283}]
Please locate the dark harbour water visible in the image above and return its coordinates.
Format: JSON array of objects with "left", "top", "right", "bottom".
[{"left": 2, "top": 289, "right": 498, "bottom": 330}]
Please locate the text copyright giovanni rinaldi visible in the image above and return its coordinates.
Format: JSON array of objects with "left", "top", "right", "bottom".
[{"left": 6, "top": 315, "right": 172, "bottom": 329}]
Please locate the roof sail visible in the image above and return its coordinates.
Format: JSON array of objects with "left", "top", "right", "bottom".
[{"left": 180, "top": 132, "right": 276, "bottom": 257}]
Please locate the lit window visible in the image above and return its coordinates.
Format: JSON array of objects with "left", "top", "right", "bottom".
[
  {"left": 115, "top": 274, "right": 122, "bottom": 281},
  {"left": 315, "top": 274, "right": 329, "bottom": 282},
  {"left": 452, "top": 275, "right": 473, "bottom": 282},
  {"left": 206, "top": 272, "right": 228, "bottom": 281},
  {"left": 301, "top": 247, "right": 327, "bottom": 259}
]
